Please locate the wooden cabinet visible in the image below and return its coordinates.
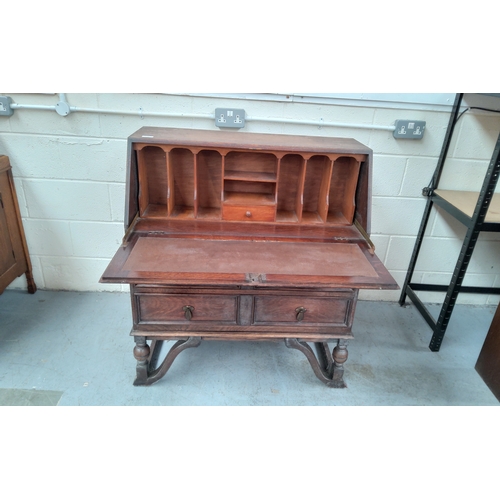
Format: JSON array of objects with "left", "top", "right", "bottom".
[
  {"left": 101, "top": 127, "right": 397, "bottom": 387},
  {"left": 475, "top": 304, "right": 500, "bottom": 401},
  {"left": 0, "top": 156, "right": 36, "bottom": 295}
]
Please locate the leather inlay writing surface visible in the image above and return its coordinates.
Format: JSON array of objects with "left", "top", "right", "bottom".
[{"left": 123, "top": 238, "right": 378, "bottom": 278}]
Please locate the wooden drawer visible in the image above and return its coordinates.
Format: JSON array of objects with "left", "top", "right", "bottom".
[
  {"left": 136, "top": 293, "right": 238, "bottom": 324},
  {"left": 252, "top": 293, "right": 355, "bottom": 327},
  {"left": 222, "top": 204, "right": 276, "bottom": 222}
]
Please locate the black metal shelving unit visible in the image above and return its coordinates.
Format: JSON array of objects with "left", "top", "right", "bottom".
[{"left": 399, "top": 93, "right": 500, "bottom": 352}]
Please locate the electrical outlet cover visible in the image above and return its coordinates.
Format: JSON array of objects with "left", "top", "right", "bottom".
[
  {"left": 215, "top": 108, "right": 245, "bottom": 128},
  {"left": 0, "top": 96, "right": 14, "bottom": 116},
  {"left": 393, "top": 119, "right": 426, "bottom": 139}
]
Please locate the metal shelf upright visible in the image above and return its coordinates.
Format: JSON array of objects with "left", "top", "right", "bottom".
[{"left": 399, "top": 93, "right": 500, "bottom": 352}]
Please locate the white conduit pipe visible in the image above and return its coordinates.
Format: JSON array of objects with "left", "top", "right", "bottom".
[
  {"left": 8, "top": 97, "right": 396, "bottom": 132},
  {"left": 9, "top": 102, "right": 214, "bottom": 120},
  {"left": 248, "top": 116, "right": 395, "bottom": 131},
  {"left": 70, "top": 106, "right": 212, "bottom": 120},
  {"left": 10, "top": 103, "right": 56, "bottom": 111}
]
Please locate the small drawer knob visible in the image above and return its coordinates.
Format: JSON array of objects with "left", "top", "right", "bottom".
[
  {"left": 295, "top": 306, "right": 307, "bottom": 322},
  {"left": 245, "top": 211, "right": 252, "bottom": 218},
  {"left": 183, "top": 305, "right": 194, "bottom": 321}
]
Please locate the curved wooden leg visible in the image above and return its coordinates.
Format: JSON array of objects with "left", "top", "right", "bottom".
[
  {"left": 314, "top": 342, "right": 334, "bottom": 378},
  {"left": 149, "top": 339, "right": 164, "bottom": 371},
  {"left": 25, "top": 270, "right": 37, "bottom": 294},
  {"left": 133, "top": 336, "right": 202, "bottom": 386},
  {"left": 285, "top": 338, "right": 348, "bottom": 388}
]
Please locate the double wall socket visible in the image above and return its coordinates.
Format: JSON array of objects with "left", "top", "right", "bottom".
[
  {"left": 0, "top": 96, "right": 14, "bottom": 116},
  {"left": 393, "top": 119, "right": 426, "bottom": 139},
  {"left": 215, "top": 108, "right": 245, "bottom": 128}
]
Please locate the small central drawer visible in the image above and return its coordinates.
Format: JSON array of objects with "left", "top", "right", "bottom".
[
  {"left": 222, "top": 204, "right": 276, "bottom": 222},
  {"left": 253, "top": 293, "right": 355, "bottom": 327},
  {"left": 137, "top": 293, "right": 238, "bottom": 324}
]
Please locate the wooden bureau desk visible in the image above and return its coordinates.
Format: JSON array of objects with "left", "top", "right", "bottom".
[
  {"left": 0, "top": 156, "right": 36, "bottom": 295},
  {"left": 101, "top": 127, "right": 397, "bottom": 387}
]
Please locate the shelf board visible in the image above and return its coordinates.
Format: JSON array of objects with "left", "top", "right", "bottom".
[
  {"left": 327, "top": 211, "right": 351, "bottom": 225},
  {"left": 224, "top": 170, "right": 277, "bottom": 183},
  {"left": 276, "top": 210, "right": 299, "bottom": 223},
  {"left": 169, "top": 206, "right": 195, "bottom": 220},
  {"left": 142, "top": 204, "right": 169, "bottom": 218},
  {"left": 434, "top": 189, "right": 500, "bottom": 224},
  {"left": 301, "top": 211, "right": 324, "bottom": 224},
  {"left": 224, "top": 192, "right": 276, "bottom": 206},
  {"left": 196, "top": 207, "right": 221, "bottom": 220}
]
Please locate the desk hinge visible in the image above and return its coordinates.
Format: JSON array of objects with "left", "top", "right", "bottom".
[
  {"left": 245, "top": 273, "right": 267, "bottom": 283},
  {"left": 354, "top": 219, "right": 375, "bottom": 255},
  {"left": 122, "top": 213, "right": 140, "bottom": 243}
]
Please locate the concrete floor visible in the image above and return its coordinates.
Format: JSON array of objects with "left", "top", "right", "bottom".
[{"left": 0, "top": 289, "right": 498, "bottom": 406}]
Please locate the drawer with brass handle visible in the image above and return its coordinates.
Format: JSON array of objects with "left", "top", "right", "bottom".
[
  {"left": 252, "top": 293, "right": 356, "bottom": 327},
  {"left": 222, "top": 204, "right": 276, "bottom": 222},
  {"left": 136, "top": 293, "right": 238, "bottom": 325}
]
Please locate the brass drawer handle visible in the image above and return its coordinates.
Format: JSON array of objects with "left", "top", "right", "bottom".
[
  {"left": 183, "top": 305, "right": 194, "bottom": 321},
  {"left": 295, "top": 306, "right": 307, "bottom": 322},
  {"left": 245, "top": 211, "right": 252, "bottom": 218}
]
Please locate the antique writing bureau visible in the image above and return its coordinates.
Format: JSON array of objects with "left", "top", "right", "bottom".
[
  {"left": 0, "top": 156, "right": 36, "bottom": 295},
  {"left": 101, "top": 127, "right": 397, "bottom": 387}
]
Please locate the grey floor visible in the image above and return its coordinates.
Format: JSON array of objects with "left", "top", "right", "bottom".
[{"left": 0, "top": 289, "right": 498, "bottom": 406}]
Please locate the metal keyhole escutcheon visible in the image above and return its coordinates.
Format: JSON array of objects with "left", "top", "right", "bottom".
[
  {"left": 183, "top": 305, "right": 194, "bottom": 321},
  {"left": 295, "top": 306, "right": 307, "bottom": 322}
]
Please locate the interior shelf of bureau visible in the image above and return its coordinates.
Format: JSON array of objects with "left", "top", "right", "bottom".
[
  {"left": 135, "top": 143, "right": 365, "bottom": 226},
  {"left": 224, "top": 170, "right": 277, "bottom": 182},
  {"left": 223, "top": 192, "right": 276, "bottom": 205}
]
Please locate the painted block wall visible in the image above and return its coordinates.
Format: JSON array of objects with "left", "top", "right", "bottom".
[{"left": 1, "top": 93, "right": 499, "bottom": 305}]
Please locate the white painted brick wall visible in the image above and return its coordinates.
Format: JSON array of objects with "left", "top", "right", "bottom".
[{"left": 1, "top": 93, "right": 500, "bottom": 305}]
